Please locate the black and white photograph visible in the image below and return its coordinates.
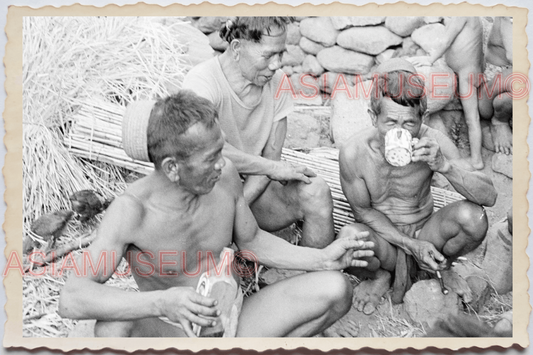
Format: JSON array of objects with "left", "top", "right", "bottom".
[{"left": 3, "top": 1, "right": 529, "bottom": 352}]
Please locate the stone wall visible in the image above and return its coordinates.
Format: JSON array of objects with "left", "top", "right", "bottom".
[{"left": 186, "top": 16, "right": 450, "bottom": 100}]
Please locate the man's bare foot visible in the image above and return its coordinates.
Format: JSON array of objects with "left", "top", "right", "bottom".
[
  {"left": 322, "top": 317, "right": 360, "bottom": 337},
  {"left": 440, "top": 269, "right": 473, "bottom": 303},
  {"left": 491, "top": 123, "right": 513, "bottom": 155},
  {"left": 353, "top": 269, "right": 391, "bottom": 315}
]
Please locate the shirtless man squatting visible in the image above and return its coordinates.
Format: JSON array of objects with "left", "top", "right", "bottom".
[
  {"left": 58, "top": 90, "right": 375, "bottom": 337},
  {"left": 339, "top": 58, "right": 497, "bottom": 315}
]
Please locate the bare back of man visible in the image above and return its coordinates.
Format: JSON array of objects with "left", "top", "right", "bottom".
[
  {"left": 444, "top": 17, "right": 484, "bottom": 74},
  {"left": 340, "top": 125, "right": 489, "bottom": 315}
]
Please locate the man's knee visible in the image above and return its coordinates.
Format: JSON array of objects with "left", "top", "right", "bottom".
[
  {"left": 319, "top": 271, "right": 353, "bottom": 316},
  {"left": 455, "top": 201, "right": 488, "bottom": 242},
  {"left": 297, "top": 177, "right": 333, "bottom": 216},
  {"left": 94, "top": 320, "right": 135, "bottom": 337},
  {"left": 493, "top": 94, "right": 513, "bottom": 117}
]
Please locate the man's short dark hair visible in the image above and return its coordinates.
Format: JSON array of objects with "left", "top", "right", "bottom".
[
  {"left": 370, "top": 71, "right": 427, "bottom": 117},
  {"left": 147, "top": 90, "right": 218, "bottom": 169},
  {"left": 220, "top": 17, "right": 294, "bottom": 43}
]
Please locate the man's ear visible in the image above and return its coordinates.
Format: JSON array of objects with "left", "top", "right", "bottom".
[
  {"left": 162, "top": 157, "right": 180, "bottom": 183},
  {"left": 421, "top": 110, "right": 430, "bottom": 124},
  {"left": 230, "top": 40, "right": 241, "bottom": 61},
  {"left": 368, "top": 108, "right": 378, "bottom": 127}
]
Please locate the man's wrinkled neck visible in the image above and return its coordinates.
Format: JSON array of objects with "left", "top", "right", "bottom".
[{"left": 149, "top": 170, "right": 202, "bottom": 212}]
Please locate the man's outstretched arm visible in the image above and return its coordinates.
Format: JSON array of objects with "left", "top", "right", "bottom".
[{"left": 226, "top": 161, "right": 373, "bottom": 271}]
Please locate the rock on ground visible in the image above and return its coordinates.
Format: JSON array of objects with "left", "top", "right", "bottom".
[
  {"left": 302, "top": 55, "right": 325, "bottom": 77},
  {"left": 411, "top": 23, "right": 447, "bottom": 56},
  {"left": 285, "top": 111, "right": 323, "bottom": 149},
  {"left": 331, "top": 80, "right": 374, "bottom": 146},
  {"left": 453, "top": 219, "right": 513, "bottom": 297},
  {"left": 385, "top": 17, "right": 425, "bottom": 37},
  {"left": 330, "top": 16, "right": 386, "bottom": 30},
  {"left": 282, "top": 45, "right": 306, "bottom": 67},
  {"left": 403, "top": 279, "right": 462, "bottom": 328},
  {"left": 317, "top": 46, "right": 375, "bottom": 75},
  {"left": 405, "top": 58, "right": 456, "bottom": 113},
  {"left": 482, "top": 221, "right": 513, "bottom": 294},
  {"left": 481, "top": 120, "right": 496, "bottom": 152},
  {"left": 299, "top": 17, "right": 339, "bottom": 47},
  {"left": 424, "top": 16, "right": 443, "bottom": 24},
  {"left": 401, "top": 37, "right": 421, "bottom": 57},
  {"left": 281, "top": 66, "right": 293, "bottom": 77},
  {"left": 493, "top": 311, "right": 513, "bottom": 335},
  {"left": 375, "top": 49, "right": 397, "bottom": 66},
  {"left": 286, "top": 22, "right": 301, "bottom": 45},
  {"left": 318, "top": 72, "right": 355, "bottom": 94},
  {"left": 465, "top": 275, "right": 492, "bottom": 312},
  {"left": 299, "top": 36, "right": 326, "bottom": 55},
  {"left": 337, "top": 26, "right": 403, "bottom": 56},
  {"left": 492, "top": 153, "right": 513, "bottom": 179},
  {"left": 290, "top": 73, "right": 321, "bottom": 98}
]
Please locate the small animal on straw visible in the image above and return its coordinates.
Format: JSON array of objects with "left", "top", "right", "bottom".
[
  {"left": 69, "top": 190, "right": 112, "bottom": 222},
  {"left": 22, "top": 235, "right": 38, "bottom": 256},
  {"left": 30, "top": 210, "right": 74, "bottom": 251}
]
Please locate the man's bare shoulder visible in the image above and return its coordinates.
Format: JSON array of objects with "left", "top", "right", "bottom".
[
  {"left": 340, "top": 127, "right": 376, "bottom": 160},
  {"left": 218, "top": 159, "right": 244, "bottom": 198},
  {"left": 100, "top": 180, "right": 148, "bottom": 241}
]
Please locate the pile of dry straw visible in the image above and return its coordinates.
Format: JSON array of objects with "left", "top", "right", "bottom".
[{"left": 22, "top": 16, "right": 198, "bottom": 337}]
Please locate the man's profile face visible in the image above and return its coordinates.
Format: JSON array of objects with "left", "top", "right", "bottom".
[
  {"left": 374, "top": 98, "right": 423, "bottom": 140},
  {"left": 176, "top": 123, "right": 226, "bottom": 195},
  {"left": 237, "top": 26, "right": 287, "bottom": 87}
]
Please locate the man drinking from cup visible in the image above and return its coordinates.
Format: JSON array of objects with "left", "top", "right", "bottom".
[{"left": 338, "top": 58, "right": 497, "bottom": 315}]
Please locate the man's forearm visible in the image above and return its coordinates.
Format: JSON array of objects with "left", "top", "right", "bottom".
[
  {"left": 238, "top": 229, "right": 326, "bottom": 271},
  {"left": 243, "top": 175, "right": 271, "bottom": 204},
  {"left": 59, "top": 278, "right": 162, "bottom": 321},
  {"left": 438, "top": 161, "right": 497, "bottom": 207},
  {"left": 223, "top": 143, "right": 277, "bottom": 176}
]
